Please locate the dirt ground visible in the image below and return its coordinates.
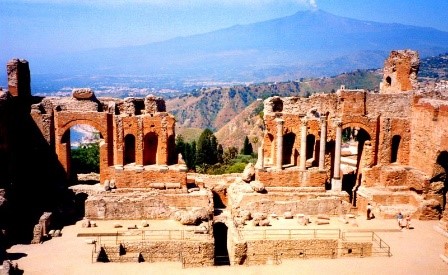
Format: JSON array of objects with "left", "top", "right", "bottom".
[{"left": 4, "top": 217, "right": 448, "bottom": 275}]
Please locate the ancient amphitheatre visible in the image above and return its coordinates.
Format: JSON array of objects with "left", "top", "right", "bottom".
[{"left": 0, "top": 50, "right": 448, "bottom": 274}]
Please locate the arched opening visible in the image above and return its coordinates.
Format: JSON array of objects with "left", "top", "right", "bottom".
[
  {"left": 306, "top": 134, "right": 316, "bottom": 167},
  {"left": 124, "top": 134, "right": 136, "bottom": 165},
  {"left": 63, "top": 124, "right": 102, "bottom": 184},
  {"left": 213, "top": 222, "right": 230, "bottom": 265},
  {"left": 340, "top": 126, "right": 371, "bottom": 205},
  {"left": 435, "top": 151, "right": 448, "bottom": 211},
  {"left": 386, "top": 76, "right": 392, "bottom": 86},
  {"left": 143, "top": 132, "right": 158, "bottom": 165},
  {"left": 272, "top": 98, "right": 283, "bottom": 112},
  {"left": 283, "top": 133, "right": 296, "bottom": 165},
  {"left": 391, "top": 135, "right": 401, "bottom": 163}
]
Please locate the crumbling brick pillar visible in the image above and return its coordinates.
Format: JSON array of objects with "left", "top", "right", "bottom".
[
  {"left": 331, "top": 119, "right": 343, "bottom": 191},
  {"left": 380, "top": 50, "right": 419, "bottom": 93},
  {"left": 7, "top": 59, "right": 31, "bottom": 98},
  {"left": 319, "top": 115, "right": 327, "bottom": 171},
  {"left": 275, "top": 118, "right": 284, "bottom": 170},
  {"left": 299, "top": 116, "right": 307, "bottom": 170}
]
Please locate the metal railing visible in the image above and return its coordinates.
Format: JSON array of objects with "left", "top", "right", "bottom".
[
  {"left": 239, "top": 228, "right": 341, "bottom": 240},
  {"left": 90, "top": 228, "right": 211, "bottom": 248},
  {"left": 342, "top": 231, "right": 392, "bottom": 257}
]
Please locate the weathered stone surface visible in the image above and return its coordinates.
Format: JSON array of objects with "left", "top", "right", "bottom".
[
  {"left": 283, "top": 211, "right": 293, "bottom": 219},
  {"left": 72, "top": 88, "right": 94, "bottom": 100},
  {"left": 241, "top": 163, "right": 255, "bottom": 182},
  {"left": 250, "top": 180, "right": 265, "bottom": 192}
]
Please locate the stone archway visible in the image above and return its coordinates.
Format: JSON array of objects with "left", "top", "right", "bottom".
[
  {"left": 54, "top": 112, "right": 111, "bottom": 183},
  {"left": 340, "top": 125, "right": 372, "bottom": 205},
  {"left": 60, "top": 124, "right": 102, "bottom": 182}
]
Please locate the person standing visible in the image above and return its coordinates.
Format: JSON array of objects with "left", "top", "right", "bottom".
[
  {"left": 367, "top": 203, "right": 372, "bottom": 220},
  {"left": 397, "top": 212, "right": 403, "bottom": 228},
  {"left": 405, "top": 215, "right": 411, "bottom": 229}
]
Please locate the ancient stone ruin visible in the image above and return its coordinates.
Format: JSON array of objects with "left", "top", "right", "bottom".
[{"left": 1, "top": 50, "right": 448, "bottom": 267}]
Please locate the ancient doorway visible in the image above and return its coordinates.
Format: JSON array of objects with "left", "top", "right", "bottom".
[
  {"left": 391, "top": 135, "right": 401, "bottom": 163},
  {"left": 124, "top": 134, "right": 136, "bottom": 165},
  {"left": 283, "top": 133, "right": 296, "bottom": 165},
  {"left": 143, "top": 132, "right": 158, "bottom": 165},
  {"left": 62, "top": 124, "right": 101, "bottom": 184},
  {"left": 340, "top": 127, "right": 371, "bottom": 205},
  {"left": 213, "top": 222, "right": 230, "bottom": 265}
]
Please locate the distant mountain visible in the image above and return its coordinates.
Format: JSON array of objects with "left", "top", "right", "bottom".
[{"left": 20, "top": 9, "right": 448, "bottom": 86}]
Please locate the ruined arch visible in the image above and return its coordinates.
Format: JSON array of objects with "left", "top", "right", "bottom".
[
  {"left": 55, "top": 112, "right": 111, "bottom": 183},
  {"left": 124, "top": 134, "right": 136, "bottom": 165},
  {"left": 391, "top": 135, "right": 401, "bottom": 163},
  {"left": 143, "top": 132, "right": 158, "bottom": 165}
]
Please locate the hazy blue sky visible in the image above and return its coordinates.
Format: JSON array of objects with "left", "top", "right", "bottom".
[{"left": 1, "top": 0, "right": 448, "bottom": 59}]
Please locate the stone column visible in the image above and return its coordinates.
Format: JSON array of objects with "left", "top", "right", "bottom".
[
  {"left": 256, "top": 139, "right": 265, "bottom": 169},
  {"left": 332, "top": 119, "right": 343, "bottom": 191},
  {"left": 319, "top": 115, "right": 327, "bottom": 170},
  {"left": 299, "top": 116, "right": 308, "bottom": 170},
  {"left": 275, "top": 118, "right": 284, "bottom": 170}
]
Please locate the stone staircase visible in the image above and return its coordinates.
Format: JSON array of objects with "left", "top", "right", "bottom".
[{"left": 357, "top": 186, "right": 421, "bottom": 219}]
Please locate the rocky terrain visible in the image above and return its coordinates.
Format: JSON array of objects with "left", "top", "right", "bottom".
[
  {"left": 215, "top": 100, "right": 264, "bottom": 149},
  {"left": 166, "top": 81, "right": 300, "bottom": 131}
]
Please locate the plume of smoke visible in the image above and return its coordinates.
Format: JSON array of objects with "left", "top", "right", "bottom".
[{"left": 308, "top": 0, "right": 318, "bottom": 9}]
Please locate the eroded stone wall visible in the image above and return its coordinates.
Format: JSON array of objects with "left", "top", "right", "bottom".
[{"left": 85, "top": 190, "right": 212, "bottom": 220}]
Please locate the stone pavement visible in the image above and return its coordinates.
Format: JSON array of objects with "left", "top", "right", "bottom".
[{"left": 4, "top": 218, "right": 448, "bottom": 275}]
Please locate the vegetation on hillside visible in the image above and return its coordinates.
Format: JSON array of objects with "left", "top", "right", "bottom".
[{"left": 176, "top": 130, "right": 256, "bottom": 175}]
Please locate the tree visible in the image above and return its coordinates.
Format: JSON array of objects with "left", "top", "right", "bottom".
[
  {"left": 196, "top": 129, "right": 219, "bottom": 166},
  {"left": 223, "top": 146, "right": 238, "bottom": 164},
  {"left": 242, "top": 136, "right": 253, "bottom": 155},
  {"left": 71, "top": 143, "right": 100, "bottom": 174},
  {"left": 175, "top": 134, "right": 186, "bottom": 159},
  {"left": 184, "top": 141, "right": 196, "bottom": 171},
  {"left": 217, "top": 144, "right": 224, "bottom": 163}
]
